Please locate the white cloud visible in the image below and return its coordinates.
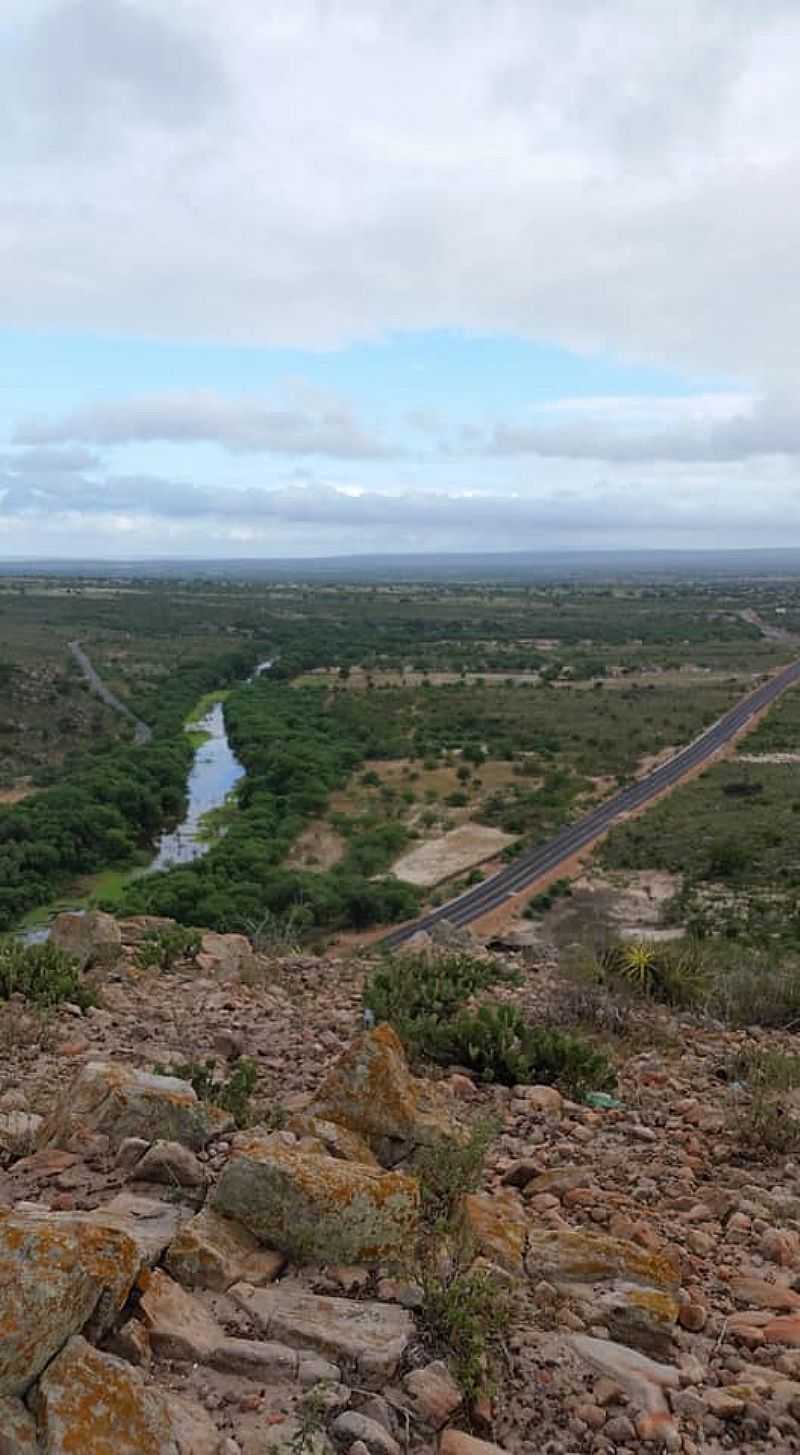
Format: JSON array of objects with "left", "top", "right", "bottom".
[
  {"left": 15, "top": 390, "right": 398, "bottom": 458},
  {"left": 0, "top": 0, "right": 799, "bottom": 380}
]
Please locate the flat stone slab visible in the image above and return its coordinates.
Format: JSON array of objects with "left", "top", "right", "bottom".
[
  {"left": 61, "top": 1193, "right": 187, "bottom": 1267},
  {"left": 230, "top": 1283, "right": 415, "bottom": 1389}
]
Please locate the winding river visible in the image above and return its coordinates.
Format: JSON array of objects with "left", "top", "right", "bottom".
[{"left": 19, "top": 657, "right": 272, "bottom": 937}]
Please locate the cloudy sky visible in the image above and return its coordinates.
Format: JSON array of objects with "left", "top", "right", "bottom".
[{"left": 2, "top": 0, "right": 800, "bottom": 558}]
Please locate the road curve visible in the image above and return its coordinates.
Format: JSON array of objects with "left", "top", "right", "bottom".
[
  {"left": 380, "top": 658, "right": 800, "bottom": 949},
  {"left": 68, "top": 641, "right": 153, "bottom": 745}
]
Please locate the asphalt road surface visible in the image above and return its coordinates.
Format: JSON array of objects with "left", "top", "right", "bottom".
[
  {"left": 380, "top": 658, "right": 800, "bottom": 949},
  {"left": 68, "top": 640, "right": 153, "bottom": 745}
]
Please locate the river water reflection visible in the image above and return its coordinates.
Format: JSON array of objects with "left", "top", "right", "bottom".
[{"left": 147, "top": 700, "right": 245, "bottom": 870}]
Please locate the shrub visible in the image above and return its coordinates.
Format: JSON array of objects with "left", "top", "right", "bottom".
[
  {"left": 363, "top": 951, "right": 520, "bottom": 1057},
  {"left": 592, "top": 939, "right": 709, "bottom": 1009},
  {"left": 422, "top": 1002, "right": 616, "bottom": 1096},
  {"left": 419, "top": 1267, "right": 513, "bottom": 1402},
  {"left": 0, "top": 941, "right": 95, "bottom": 1010},
  {"left": 135, "top": 925, "right": 201, "bottom": 971},
  {"left": 157, "top": 1056, "right": 258, "bottom": 1127},
  {"left": 414, "top": 1116, "right": 499, "bottom": 1231}
]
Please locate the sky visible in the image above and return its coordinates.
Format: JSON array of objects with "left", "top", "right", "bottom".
[{"left": 2, "top": 1, "right": 800, "bottom": 558}]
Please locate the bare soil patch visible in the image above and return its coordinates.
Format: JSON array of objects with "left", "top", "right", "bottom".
[
  {"left": 390, "top": 822, "right": 517, "bottom": 887},
  {"left": 0, "top": 780, "right": 35, "bottom": 805},
  {"left": 285, "top": 821, "right": 346, "bottom": 871}
]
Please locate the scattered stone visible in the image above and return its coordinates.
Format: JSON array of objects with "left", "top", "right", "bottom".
[
  {"left": 299, "top": 1357, "right": 342, "bottom": 1387},
  {"left": 211, "top": 1133, "right": 419, "bottom": 1265},
  {"left": 39, "top": 1061, "right": 230, "bottom": 1153},
  {"left": 439, "top": 1432, "right": 509, "bottom": 1455},
  {"left": 108, "top": 1317, "right": 151, "bottom": 1368},
  {"left": 330, "top": 1413, "right": 400, "bottom": 1455},
  {"left": 135, "top": 1139, "right": 206, "bottom": 1188},
  {"left": 230, "top": 1283, "right": 414, "bottom": 1388},
  {"left": 210, "top": 1337, "right": 298, "bottom": 1379},
  {"left": 705, "top": 1388, "right": 746, "bottom": 1419},
  {"left": 165, "top": 1204, "right": 286, "bottom": 1291},
  {"left": 287, "top": 1112, "right": 379, "bottom": 1166},
  {"left": 731, "top": 1275, "right": 800, "bottom": 1312},
  {"left": 33, "top": 1337, "right": 177, "bottom": 1452},
  {"left": 403, "top": 1360, "right": 463, "bottom": 1427},
  {"left": 114, "top": 1136, "right": 150, "bottom": 1171}
]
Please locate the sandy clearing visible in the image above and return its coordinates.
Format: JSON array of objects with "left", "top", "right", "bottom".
[
  {"left": 285, "top": 821, "right": 346, "bottom": 871},
  {"left": 391, "top": 822, "right": 517, "bottom": 887},
  {"left": 0, "top": 780, "right": 34, "bottom": 805}
]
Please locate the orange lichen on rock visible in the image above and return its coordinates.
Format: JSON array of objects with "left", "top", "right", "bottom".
[
  {"left": 305, "top": 1023, "right": 462, "bottom": 1166},
  {"left": 34, "top": 1335, "right": 178, "bottom": 1454},
  {"left": 211, "top": 1135, "right": 419, "bottom": 1265},
  {"left": 0, "top": 1209, "right": 139, "bottom": 1398}
]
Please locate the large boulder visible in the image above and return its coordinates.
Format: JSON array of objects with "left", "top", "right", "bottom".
[
  {"left": 38, "top": 1061, "right": 231, "bottom": 1154},
  {"left": 211, "top": 1131, "right": 419, "bottom": 1265},
  {"left": 305, "top": 1024, "right": 462, "bottom": 1166},
  {"left": 33, "top": 1336, "right": 179, "bottom": 1454},
  {"left": 50, "top": 911, "right": 121, "bottom": 970},
  {"left": 196, "top": 931, "right": 256, "bottom": 981},
  {"left": 0, "top": 1207, "right": 140, "bottom": 1397}
]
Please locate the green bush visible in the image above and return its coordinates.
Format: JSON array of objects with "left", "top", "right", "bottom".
[
  {"left": 413, "top": 1116, "right": 499, "bottom": 1231},
  {"left": 0, "top": 941, "right": 95, "bottom": 1009},
  {"left": 363, "top": 951, "right": 520, "bottom": 1056},
  {"left": 134, "top": 925, "right": 201, "bottom": 970},
  {"left": 422, "top": 1002, "right": 616, "bottom": 1096},
  {"left": 157, "top": 1056, "right": 258, "bottom": 1127},
  {"left": 420, "top": 1267, "right": 513, "bottom": 1402}
]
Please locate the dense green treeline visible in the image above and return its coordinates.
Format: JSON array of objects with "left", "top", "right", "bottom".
[
  {"left": 115, "top": 681, "right": 420, "bottom": 933},
  {"left": 0, "top": 647, "right": 256, "bottom": 931}
]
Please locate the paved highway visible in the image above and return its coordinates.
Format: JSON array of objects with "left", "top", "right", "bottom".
[
  {"left": 68, "top": 640, "right": 153, "bottom": 745},
  {"left": 380, "top": 658, "right": 800, "bottom": 949}
]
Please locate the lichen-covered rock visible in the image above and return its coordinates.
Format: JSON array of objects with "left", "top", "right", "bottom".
[
  {"left": 526, "top": 1225, "right": 679, "bottom": 1356},
  {"left": 165, "top": 1204, "right": 286, "bottom": 1291},
  {"left": 0, "top": 1207, "right": 140, "bottom": 1397},
  {"left": 0, "top": 1396, "right": 39, "bottom": 1454},
  {"left": 62, "top": 1193, "right": 186, "bottom": 1267},
  {"left": 286, "top": 1112, "right": 378, "bottom": 1166},
  {"left": 39, "top": 1061, "right": 230, "bottom": 1154},
  {"left": 50, "top": 910, "right": 121, "bottom": 970},
  {"left": 211, "top": 1133, "right": 419, "bottom": 1265},
  {"left": 305, "top": 1024, "right": 462, "bottom": 1166},
  {"left": 526, "top": 1225, "right": 679, "bottom": 1291},
  {"left": 463, "top": 1192, "right": 528, "bottom": 1275},
  {"left": 34, "top": 1335, "right": 179, "bottom": 1454},
  {"left": 230, "top": 1283, "right": 415, "bottom": 1389}
]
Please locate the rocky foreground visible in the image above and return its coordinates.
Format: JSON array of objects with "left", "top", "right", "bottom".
[{"left": 4, "top": 914, "right": 800, "bottom": 1453}]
